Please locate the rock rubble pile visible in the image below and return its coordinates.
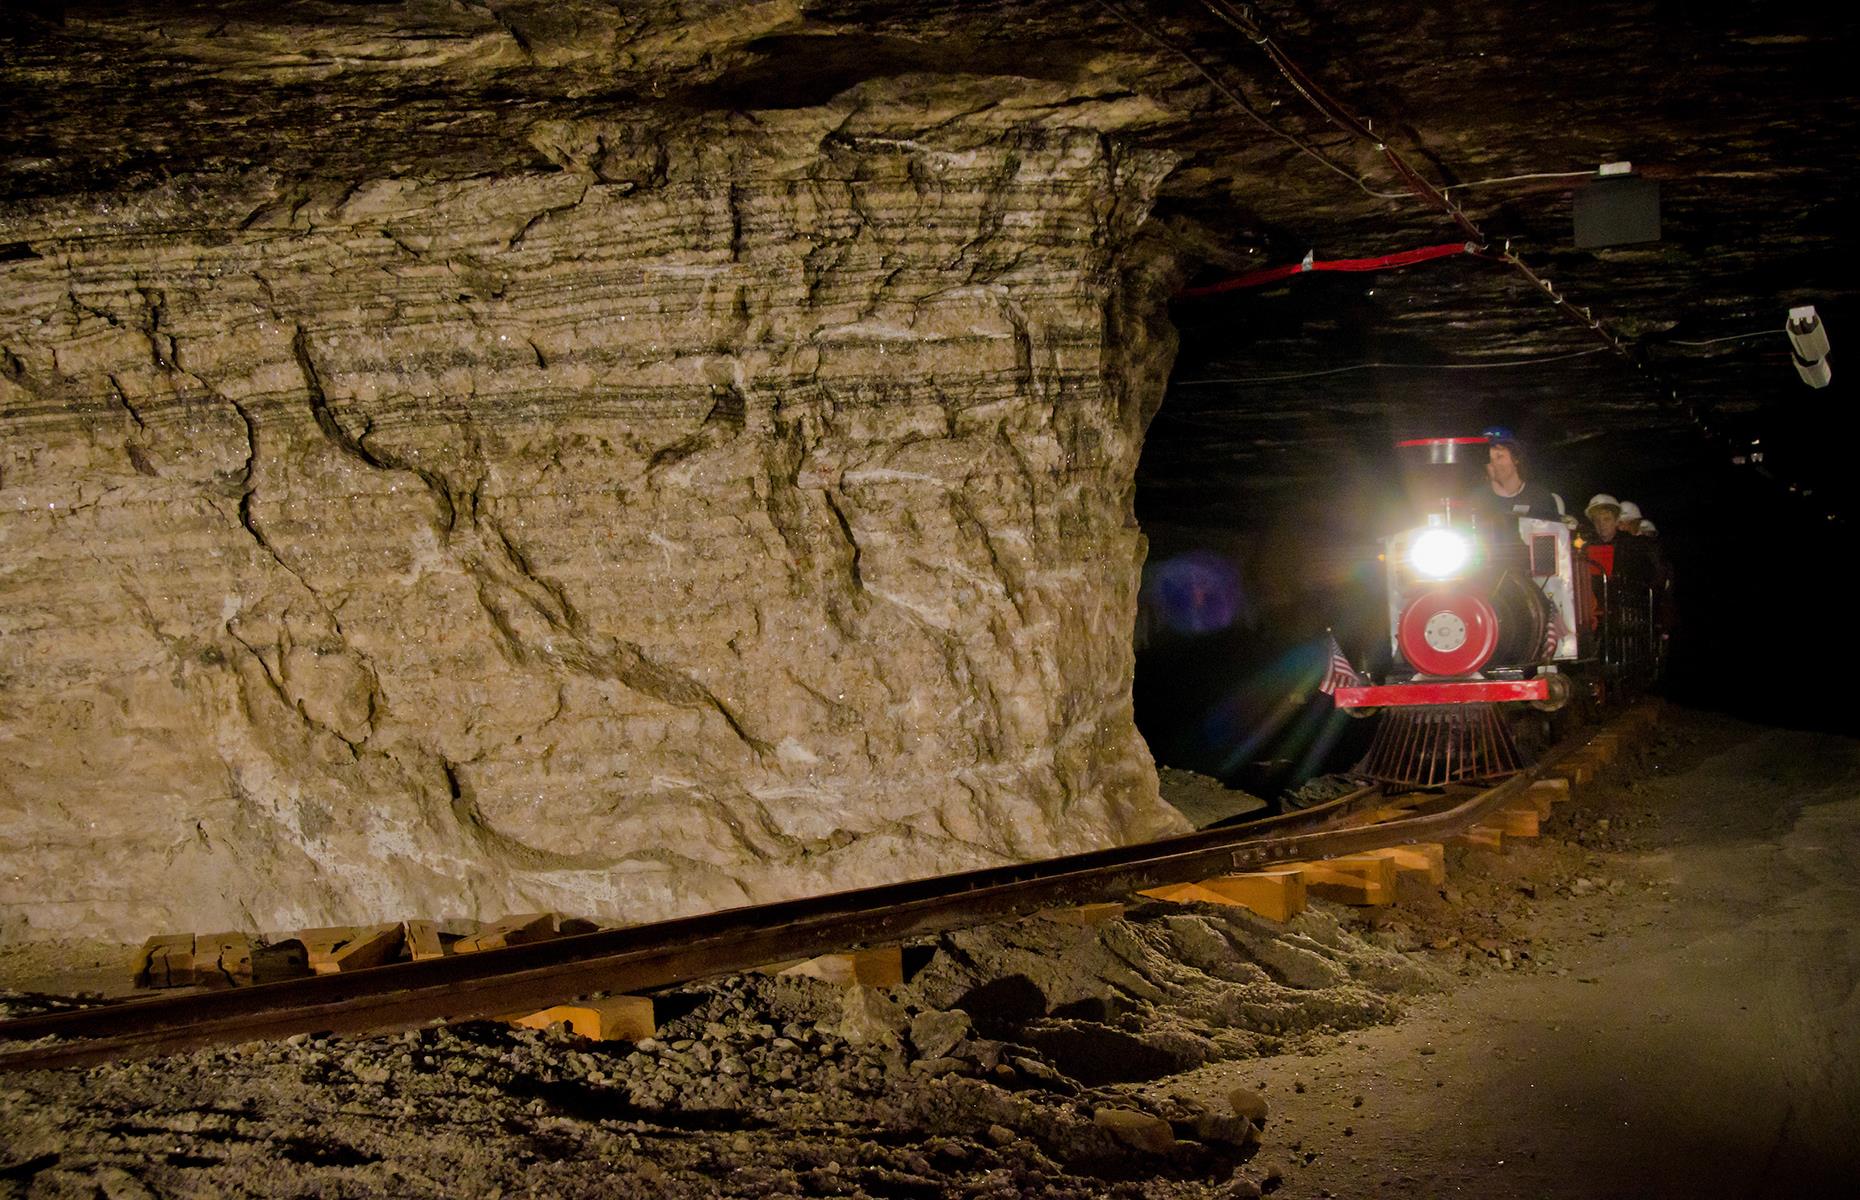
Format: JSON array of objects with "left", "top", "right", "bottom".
[{"left": 0, "top": 899, "right": 1439, "bottom": 1198}]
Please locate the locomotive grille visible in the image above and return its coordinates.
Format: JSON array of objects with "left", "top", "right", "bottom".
[{"left": 1354, "top": 702, "right": 1525, "bottom": 789}]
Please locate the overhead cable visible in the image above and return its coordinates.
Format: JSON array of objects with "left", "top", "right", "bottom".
[
  {"left": 1174, "top": 347, "right": 1613, "bottom": 385},
  {"left": 1193, "top": 0, "right": 1634, "bottom": 359},
  {"left": 1445, "top": 167, "right": 1786, "bottom": 195},
  {"left": 1092, "top": 0, "right": 1409, "bottom": 201},
  {"left": 1662, "top": 330, "right": 1786, "bottom": 348},
  {"left": 1439, "top": 170, "right": 1599, "bottom": 194},
  {"left": 1177, "top": 241, "right": 1476, "bottom": 298}
]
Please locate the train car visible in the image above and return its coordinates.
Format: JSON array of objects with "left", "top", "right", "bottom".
[{"left": 1331, "top": 435, "right": 1664, "bottom": 786}]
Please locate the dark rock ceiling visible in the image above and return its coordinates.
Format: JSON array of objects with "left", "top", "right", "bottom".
[
  {"left": 1125, "top": 0, "right": 1860, "bottom": 536},
  {"left": 5, "top": 0, "right": 1856, "bottom": 530}
]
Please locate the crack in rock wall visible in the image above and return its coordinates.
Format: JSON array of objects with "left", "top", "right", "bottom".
[{"left": 0, "top": 93, "right": 1188, "bottom": 940}]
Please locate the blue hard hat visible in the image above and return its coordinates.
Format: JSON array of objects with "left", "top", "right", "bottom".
[{"left": 1481, "top": 425, "right": 1518, "bottom": 444}]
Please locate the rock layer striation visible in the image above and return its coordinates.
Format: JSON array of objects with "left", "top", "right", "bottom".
[{"left": 0, "top": 8, "right": 1190, "bottom": 939}]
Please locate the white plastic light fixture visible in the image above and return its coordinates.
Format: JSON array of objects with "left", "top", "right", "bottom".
[
  {"left": 1788, "top": 304, "right": 1832, "bottom": 388},
  {"left": 1410, "top": 528, "right": 1473, "bottom": 579}
]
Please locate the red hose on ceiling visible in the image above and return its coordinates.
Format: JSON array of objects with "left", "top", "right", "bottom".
[{"left": 1176, "top": 240, "right": 1478, "bottom": 299}]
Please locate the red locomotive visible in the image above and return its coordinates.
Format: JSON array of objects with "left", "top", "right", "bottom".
[{"left": 1332, "top": 435, "right": 1663, "bottom": 786}]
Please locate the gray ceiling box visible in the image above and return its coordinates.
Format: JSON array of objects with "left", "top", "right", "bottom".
[{"left": 1573, "top": 174, "right": 1661, "bottom": 248}]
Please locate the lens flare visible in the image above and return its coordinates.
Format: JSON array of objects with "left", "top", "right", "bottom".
[{"left": 1147, "top": 551, "right": 1245, "bottom": 635}]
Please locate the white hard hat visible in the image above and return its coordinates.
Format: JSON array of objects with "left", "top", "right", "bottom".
[
  {"left": 1585, "top": 493, "right": 1621, "bottom": 515},
  {"left": 1618, "top": 500, "right": 1643, "bottom": 521},
  {"left": 1639, "top": 518, "right": 1658, "bottom": 535}
]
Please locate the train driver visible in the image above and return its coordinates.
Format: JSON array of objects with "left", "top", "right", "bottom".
[{"left": 1469, "top": 428, "right": 1564, "bottom": 526}]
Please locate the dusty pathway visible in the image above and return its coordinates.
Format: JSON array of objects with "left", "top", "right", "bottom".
[{"left": 1171, "top": 711, "right": 1860, "bottom": 1198}]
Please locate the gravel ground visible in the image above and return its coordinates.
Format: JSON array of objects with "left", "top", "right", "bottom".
[
  {"left": 2, "top": 894, "right": 1434, "bottom": 1199},
  {"left": 1, "top": 711, "right": 1740, "bottom": 1199}
]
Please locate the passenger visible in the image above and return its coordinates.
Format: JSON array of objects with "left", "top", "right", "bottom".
[
  {"left": 1633, "top": 517, "right": 1668, "bottom": 585},
  {"left": 1613, "top": 513, "right": 1657, "bottom": 586},
  {"left": 1583, "top": 494, "right": 1622, "bottom": 575},
  {"left": 1616, "top": 504, "right": 1661, "bottom": 587},
  {"left": 1469, "top": 428, "right": 1564, "bottom": 526},
  {"left": 1584, "top": 494, "right": 1623, "bottom": 542}
]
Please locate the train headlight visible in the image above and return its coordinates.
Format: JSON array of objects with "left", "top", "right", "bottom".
[{"left": 1409, "top": 529, "right": 1472, "bottom": 579}]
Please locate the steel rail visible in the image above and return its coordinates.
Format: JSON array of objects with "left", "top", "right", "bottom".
[{"left": 0, "top": 749, "right": 1577, "bottom": 1071}]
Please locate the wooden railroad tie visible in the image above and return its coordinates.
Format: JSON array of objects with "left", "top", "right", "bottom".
[
  {"left": 1365, "top": 842, "right": 1448, "bottom": 886},
  {"left": 1140, "top": 841, "right": 1459, "bottom": 917},
  {"left": 303, "top": 924, "right": 405, "bottom": 975},
  {"left": 1553, "top": 759, "right": 1594, "bottom": 785},
  {"left": 1525, "top": 778, "right": 1569, "bottom": 815},
  {"left": 133, "top": 934, "right": 197, "bottom": 989},
  {"left": 195, "top": 932, "right": 254, "bottom": 989},
  {"left": 1035, "top": 902, "right": 1127, "bottom": 926},
  {"left": 757, "top": 946, "right": 904, "bottom": 989},
  {"left": 1291, "top": 854, "right": 1399, "bottom": 906},
  {"left": 1492, "top": 805, "right": 1541, "bottom": 839},
  {"left": 509, "top": 995, "right": 657, "bottom": 1043},
  {"left": 1449, "top": 824, "right": 1504, "bottom": 853},
  {"left": 405, "top": 919, "right": 445, "bottom": 961},
  {"left": 130, "top": 911, "right": 608, "bottom": 989},
  {"left": 1331, "top": 803, "right": 1419, "bottom": 831},
  {"left": 1140, "top": 869, "right": 1308, "bottom": 922},
  {"left": 452, "top": 912, "right": 564, "bottom": 954}
]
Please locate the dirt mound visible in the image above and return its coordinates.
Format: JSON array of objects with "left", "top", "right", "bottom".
[
  {"left": 0, "top": 898, "right": 1446, "bottom": 1197},
  {"left": 905, "top": 903, "right": 1437, "bottom": 1085},
  {"left": 1157, "top": 768, "right": 1269, "bottom": 828},
  {"left": 1281, "top": 773, "right": 1361, "bottom": 809}
]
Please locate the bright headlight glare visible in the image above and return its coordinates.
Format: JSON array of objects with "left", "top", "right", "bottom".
[{"left": 1410, "top": 529, "right": 1472, "bottom": 578}]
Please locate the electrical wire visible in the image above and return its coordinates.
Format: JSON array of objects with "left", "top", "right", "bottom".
[
  {"left": 1177, "top": 240, "right": 1475, "bottom": 298},
  {"left": 1173, "top": 347, "right": 1613, "bottom": 385},
  {"left": 1447, "top": 168, "right": 1791, "bottom": 193},
  {"left": 1194, "top": 0, "right": 1478, "bottom": 230},
  {"left": 1439, "top": 170, "right": 1597, "bottom": 194},
  {"left": 1662, "top": 330, "right": 1785, "bottom": 347},
  {"left": 1092, "top": 0, "right": 1410, "bottom": 201},
  {"left": 1194, "top": 0, "right": 1635, "bottom": 358}
]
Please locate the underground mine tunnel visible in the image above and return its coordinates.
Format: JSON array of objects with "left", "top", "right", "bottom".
[{"left": 2, "top": 1, "right": 1857, "bottom": 1197}]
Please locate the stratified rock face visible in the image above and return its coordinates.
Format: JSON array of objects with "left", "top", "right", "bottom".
[{"left": 0, "top": 45, "right": 1187, "bottom": 938}]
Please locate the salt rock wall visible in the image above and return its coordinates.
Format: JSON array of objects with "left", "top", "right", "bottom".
[{"left": 0, "top": 92, "right": 1186, "bottom": 940}]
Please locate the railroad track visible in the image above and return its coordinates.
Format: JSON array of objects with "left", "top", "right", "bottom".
[{"left": 0, "top": 708, "right": 1651, "bottom": 1071}]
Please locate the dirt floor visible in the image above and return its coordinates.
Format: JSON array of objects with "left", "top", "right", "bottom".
[
  {"left": 1144, "top": 709, "right": 1860, "bottom": 1197},
  {"left": 2, "top": 706, "right": 1856, "bottom": 1198}
]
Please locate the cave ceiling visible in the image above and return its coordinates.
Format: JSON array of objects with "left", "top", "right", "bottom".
[{"left": 6, "top": 0, "right": 1855, "bottom": 527}]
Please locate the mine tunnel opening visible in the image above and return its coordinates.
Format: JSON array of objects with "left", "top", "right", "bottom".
[
  {"left": 1133, "top": 251, "right": 1860, "bottom": 782},
  {"left": 1128, "top": 269, "right": 1398, "bottom": 808},
  {"left": 1129, "top": 252, "right": 1720, "bottom": 803}
]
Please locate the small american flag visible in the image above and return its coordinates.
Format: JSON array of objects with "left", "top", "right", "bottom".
[
  {"left": 1540, "top": 609, "right": 1566, "bottom": 659},
  {"left": 1318, "top": 632, "right": 1368, "bottom": 696}
]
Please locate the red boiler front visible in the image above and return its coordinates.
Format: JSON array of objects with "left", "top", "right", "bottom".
[{"left": 1397, "top": 589, "right": 1500, "bottom": 676}]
